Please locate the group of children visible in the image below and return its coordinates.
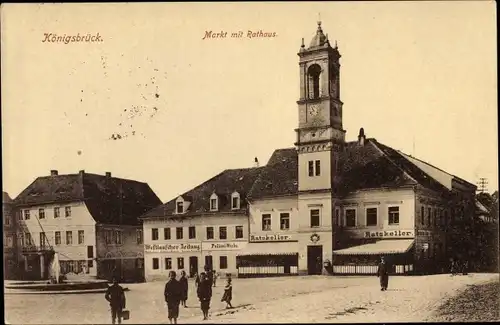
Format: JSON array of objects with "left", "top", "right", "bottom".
[{"left": 164, "top": 267, "right": 233, "bottom": 323}]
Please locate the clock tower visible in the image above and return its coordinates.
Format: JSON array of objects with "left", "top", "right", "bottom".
[{"left": 295, "top": 21, "right": 345, "bottom": 275}]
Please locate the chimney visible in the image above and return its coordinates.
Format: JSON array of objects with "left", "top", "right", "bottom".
[
  {"left": 358, "top": 128, "right": 366, "bottom": 146},
  {"left": 254, "top": 157, "right": 260, "bottom": 167},
  {"left": 79, "top": 170, "right": 85, "bottom": 176},
  {"left": 105, "top": 172, "right": 112, "bottom": 178},
  {"left": 50, "top": 170, "right": 58, "bottom": 176}
]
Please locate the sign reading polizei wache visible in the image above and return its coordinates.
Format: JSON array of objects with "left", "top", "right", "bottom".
[
  {"left": 201, "top": 241, "right": 247, "bottom": 251},
  {"left": 249, "top": 233, "right": 296, "bottom": 242},
  {"left": 144, "top": 243, "right": 201, "bottom": 253}
]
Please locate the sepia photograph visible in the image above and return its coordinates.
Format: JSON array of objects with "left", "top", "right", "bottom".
[{"left": 1, "top": 1, "right": 498, "bottom": 324}]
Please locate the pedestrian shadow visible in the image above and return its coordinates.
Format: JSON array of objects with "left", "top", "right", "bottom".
[{"left": 384, "top": 288, "right": 403, "bottom": 292}]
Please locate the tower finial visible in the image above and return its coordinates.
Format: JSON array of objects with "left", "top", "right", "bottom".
[
  {"left": 301, "top": 37, "right": 305, "bottom": 48},
  {"left": 318, "top": 12, "right": 321, "bottom": 24}
]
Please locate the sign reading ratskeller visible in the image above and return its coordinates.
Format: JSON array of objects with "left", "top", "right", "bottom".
[{"left": 249, "top": 233, "right": 296, "bottom": 242}]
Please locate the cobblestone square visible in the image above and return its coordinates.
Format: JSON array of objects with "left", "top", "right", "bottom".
[{"left": 5, "top": 273, "right": 499, "bottom": 324}]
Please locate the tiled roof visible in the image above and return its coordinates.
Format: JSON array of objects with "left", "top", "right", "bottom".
[
  {"left": 142, "top": 167, "right": 264, "bottom": 219},
  {"left": 13, "top": 172, "right": 162, "bottom": 226},
  {"left": 3, "top": 192, "right": 13, "bottom": 203},
  {"left": 248, "top": 148, "right": 299, "bottom": 200}
]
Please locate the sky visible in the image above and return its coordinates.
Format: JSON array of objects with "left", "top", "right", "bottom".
[{"left": 1, "top": 2, "right": 497, "bottom": 202}]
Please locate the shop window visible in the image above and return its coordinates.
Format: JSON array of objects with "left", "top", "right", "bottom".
[
  {"left": 280, "top": 213, "right": 290, "bottom": 230},
  {"left": 388, "top": 207, "right": 400, "bottom": 225},
  {"left": 262, "top": 214, "right": 272, "bottom": 231},
  {"left": 220, "top": 256, "right": 228, "bottom": 269},
  {"left": 206, "top": 227, "right": 214, "bottom": 240},
  {"left": 165, "top": 258, "right": 172, "bottom": 270},
  {"left": 235, "top": 226, "right": 244, "bottom": 239},
  {"left": 345, "top": 209, "right": 356, "bottom": 227},
  {"left": 189, "top": 226, "right": 196, "bottom": 239},
  {"left": 152, "top": 228, "right": 159, "bottom": 241},
  {"left": 152, "top": 258, "right": 159, "bottom": 270},
  {"left": 310, "top": 209, "right": 320, "bottom": 227},
  {"left": 366, "top": 208, "right": 377, "bottom": 226}
]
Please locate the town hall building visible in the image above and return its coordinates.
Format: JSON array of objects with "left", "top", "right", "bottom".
[{"left": 140, "top": 21, "right": 477, "bottom": 280}]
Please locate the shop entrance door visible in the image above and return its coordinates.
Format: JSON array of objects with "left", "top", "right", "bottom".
[
  {"left": 205, "top": 255, "right": 213, "bottom": 270},
  {"left": 307, "top": 245, "right": 323, "bottom": 275},
  {"left": 189, "top": 256, "right": 198, "bottom": 277}
]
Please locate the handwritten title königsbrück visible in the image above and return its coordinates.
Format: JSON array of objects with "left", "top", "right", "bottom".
[{"left": 203, "top": 30, "right": 277, "bottom": 40}]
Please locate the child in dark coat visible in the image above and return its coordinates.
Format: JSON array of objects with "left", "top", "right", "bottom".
[
  {"left": 179, "top": 271, "right": 188, "bottom": 307},
  {"left": 164, "top": 271, "right": 181, "bottom": 324},
  {"left": 221, "top": 278, "right": 233, "bottom": 309},
  {"left": 197, "top": 272, "right": 212, "bottom": 320}
]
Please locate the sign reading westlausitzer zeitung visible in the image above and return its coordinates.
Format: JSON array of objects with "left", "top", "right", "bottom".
[{"left": 144, "top": 243, "right": 201, "bottom": 253}]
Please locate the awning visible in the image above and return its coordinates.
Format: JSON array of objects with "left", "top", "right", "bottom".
[
  {"left": 333, "top": 239, "right": 415, "bottom": 256},
  {"left": 237, "top": 242, "right": 298, "bottom": 256}
]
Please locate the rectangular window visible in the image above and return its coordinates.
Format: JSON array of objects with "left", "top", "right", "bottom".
[
  {"left": 280, "top": 213, "right": 290, "bottom": 230},
  {"left": 152, "top": 228, "right": 159, "bottom": 241},
  {"left": 78, "top": 230, "right": 84, "bottom": 244},
  {"left": 232, "top": 197, "right": 239, "bottom": 209},
  {"left": 115, "top": 231, "right": 122, "bottom": 245},
  {"left": 420, "top": 206, "right": 425, "bottom": 225},
  {"left": 235, "top": 226, "right": 243, "bottom": 239},
  {"left": 176, "top": 227, "right": 183, "bottom": 240},
  {"left": 219, "top": 256, "right": 228, "bottom": 269},
  {"left": 136, "top": 229, "right": 143, "bottom": 244},
  {"left": 434, "top": 209, "right": 438, "bottom": 227},
  {"left": 308, "top": 161, "right": 314, "bottom": 176},
  {"left": 219, "top": 226, "right": 227, "bottom": 240},
  {"left": 65, "top": 206, "right": 72, "bottom": 217},
  {"left": 335, "top": 208, "right": 340, "bottom": 226},
  {"left": 66, "top": 231, "right": 73, "bottom": 245},
  {"left": 177, "top": 257, "right": 184, "bottom": 269},
  {"left": 87, "top": 245, "right": 94, "bottom": 258},
  {"left": 25, "top": 232, "right": 32, "bottom": 246},
  {"left": 5, "top": 216, "right": 10, "bottom": 226},
  {"left": 54, "top": 207, "right": 60, "bottom": 218},
  {"left": 388, "top": 206, "right": 400, "bottom": 225},
  {"left": 152, "top": 258, "right": 159, "bottom": 270},
  {"left": 18, "top": 233, "right": 24, "bottom": 247},
  {"left": 345, "top": 209, "right": 356, "bottom": 227},
  {"left": 444, "top": 210, "right": 449, "bottom": 225},
  {"left": 5, "top": 236, "right": 13, "bottom": 248},
  {"left": 164, "top": 228, "right": 171, "bottom": 240},
  {"left": 206, "top": 227, "right": 214, "bottom": 240},
  {"left": 24, "top": 210, "right": 30, "bottom": 220},
  {"left": 176, "top": 202, "right": 183, "bottom": 214},
  {"left": 427, "top": 207, "right": 432, "bottom": 226},
  {"left": 210, "top": 199, "right": 217, "bottom": 210},
  {"left": 315, "top": 160, "right": 321, "bottom": 176},
  {"left": 55, "top": 231, "right": 61, "bottom": 245},
  {"left": 165, "top": 258, "right": 172, "bottom": 270},
  {"left": 189, "top": 226, "right": 196, "bottom": 239},
  {"left": 366, "top": 208, "right": 378, "bottom": 226},
  {"left": 40, "top": 232, "right": 46, "bottom": 248},
  {"left": 39, "top": 208, "right": 45, "bottom": 219},
  {"left": 310, "top": 209, "right": 320, "bottom": 228},
  {"left": 262, "top": 214, "right": 272, "bottom": 231}
]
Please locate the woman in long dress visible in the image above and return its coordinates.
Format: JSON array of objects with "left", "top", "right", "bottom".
[
  {"left": 221, "top": 278, "right": 233, "bottom": 309},
  {"left": 179, "top": 270, "right": 189, "bottom": 308}
]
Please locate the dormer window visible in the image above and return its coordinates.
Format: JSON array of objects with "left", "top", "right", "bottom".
[
  {"left": 231, "top": 192, "right": 241, "bottom": 210},
  {"left": 210, "top": 193, "right": 218, "bottom": 211},
  {"left": 176, "top": 201, "right": 184, "bottom": 214}
]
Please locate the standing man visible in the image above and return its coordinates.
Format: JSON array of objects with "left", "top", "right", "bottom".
[
  {"left": 164, "top": 271, "right": 181, "bottom": 324},
  {"left": 377, "top": 256, "right": 389, "bottom": 291},
  {"left": 204, "top": 265, "right": 214, "bottom": 287},
  {"left": 105, "top": 278, "right": 126, "bottom": 324}
]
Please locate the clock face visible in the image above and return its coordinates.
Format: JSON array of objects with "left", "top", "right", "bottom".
[{"left": 308, "top": 105, "right": 319, "bottom": 117}]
